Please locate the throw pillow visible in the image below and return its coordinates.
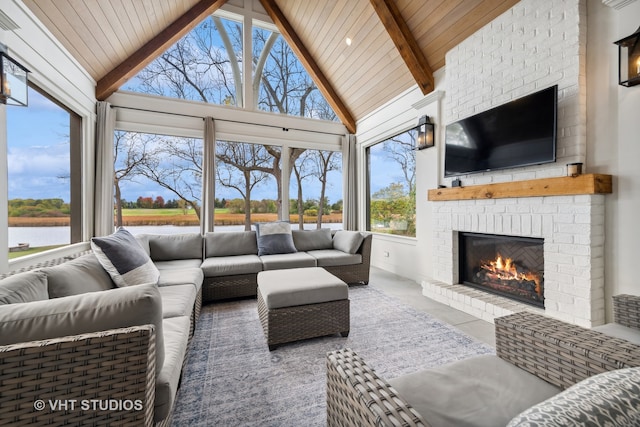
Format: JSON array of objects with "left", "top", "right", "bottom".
[
  {"left": 507, "top": 367, "right": 640, "bottom": 426},
  {"left": 332, "top": 230, "right": 364, "bottom": 254},
  {"left": 91, "top": 228, "right": 160, "bottom": 287},
  {"left": 292, "top": 229, "right": 333, "bottom": 252},
  {"left": 254, "top": 222, "right": 297, "bottom": 256},
  {"left": 0, "top": 271, "right": 49, "bottom": 304}
]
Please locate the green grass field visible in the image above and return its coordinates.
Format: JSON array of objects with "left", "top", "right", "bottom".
[
  {"left": 9, "top": 245, "right": 65, "bottom": 259},
  {"left": 120, "top": 208, "right": 229, "bottom": 216}
]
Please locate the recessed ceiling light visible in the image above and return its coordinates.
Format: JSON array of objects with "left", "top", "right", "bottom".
[{"left": 345, "top": 37, "right": 352, "bottom": 46}]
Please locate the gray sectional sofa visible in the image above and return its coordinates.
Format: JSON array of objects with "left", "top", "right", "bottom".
[
  {"left": 202, "top": 229, "right": 372, "bottom": 302},
  {"left": 0, "top": 227, "right": 371, "bottom": 426}
]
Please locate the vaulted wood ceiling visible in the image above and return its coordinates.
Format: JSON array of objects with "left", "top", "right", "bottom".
[{"left": 22, "top": 0, "right": 519, "bottom": 132}]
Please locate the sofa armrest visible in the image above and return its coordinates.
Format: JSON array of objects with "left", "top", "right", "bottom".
[
  {"left": 0, "top": 325, "right": 156, "bottom": 426},
  {"left": 326, "top": 348, "right": 430, "bottom": 427},
  {"left": 613, "top": 294, "right": 640, "bottom": 331},
  {"left": 495, "top": 311, "right": 640, "bottom": 389}
]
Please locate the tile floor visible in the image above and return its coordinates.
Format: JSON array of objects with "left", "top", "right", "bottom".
[{"left": 368, "top": 266, "right": 496, "bottom": 347}]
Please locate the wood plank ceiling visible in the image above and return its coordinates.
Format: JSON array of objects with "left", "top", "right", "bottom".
[{"left": 21, "top": 0, "right": 519, "bottom": 131}]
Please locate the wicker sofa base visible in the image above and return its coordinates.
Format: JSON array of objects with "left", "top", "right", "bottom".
[
  {"left": 202, "top": 274, "right": 258, "bottom": 302},
  {"left": 257, "top": 290, "right": 350, "bottom": 351}
]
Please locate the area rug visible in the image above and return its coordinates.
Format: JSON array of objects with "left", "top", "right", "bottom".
[{"left": 170, "top": 285, "right": 494, "bottom": 426}]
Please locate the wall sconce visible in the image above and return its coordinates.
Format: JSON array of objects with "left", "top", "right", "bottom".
[
  {"left": 614, "top": 25, "right": 640, "bottom": 87},
  {"left": 0, "top": 43, "right": 30, "bottom": 106},
  {"left": 416, "top": 115, "right": 435, "bottom": 150}
]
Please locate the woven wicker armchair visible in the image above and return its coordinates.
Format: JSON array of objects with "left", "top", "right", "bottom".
[{"left": 327, "top": 299, "right": 640, "bottom": 427}]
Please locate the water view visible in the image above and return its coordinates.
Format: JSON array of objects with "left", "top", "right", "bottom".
[{"left": 9, "top": 223, "right": 343, "bottom": 248}]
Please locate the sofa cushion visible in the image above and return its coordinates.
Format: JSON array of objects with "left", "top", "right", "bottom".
[
  {"left": 155, "top": 315, "right": 190, "bottom": 422},
  {"left": 91, "top": 228, "right": 160, "bottom": 287},
  {"left": 0, "top": 271, "right": 48, "bottom": 304},
  {"left": 389, "top": 355, "right": 560, "bottom": 427},
  {"left": 147, "top": 233, "right": 203, "bottom": 261},
  {"left": 332, "top": 230, "right": 364, "bottom": 254},
  {"left": 154, "top": 259, "right": 203, "bottom": 270},
  {"left": 158, "top": 268, "right": 204, "bottom": 293},
  {"left": 201, "top": 255, "right": 263, "bottom": 277},
  {"left": 508, "top": 367, "right": 640, "bottom": 427},
  {"left": 259, "top": 252, "right": 317, "bottom": 271},
  {"left": 292, "top": 229, "right": 333, "bottom": 252},
  {"left": 159, "top": 285, "right": 197, "bottom": 319},
  {"left": 255, "top": 222, "right": 297, "bottom": 256},
  {"left": 307, "top": 249, "right": 362, "bottom": 267},
  {"left": 0, "top": 283, "right": 165, "bottom": 375},
  {"left": 43, "top": 253, "right": 115, "bottom": 298},
  {"left": 205, "top": 231, "right": 258, "bottom": 257}
]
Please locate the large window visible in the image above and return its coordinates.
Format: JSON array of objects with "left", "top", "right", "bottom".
[
  {"left": 123, "top": 10, "right": 337, "bottom": 121},
  {"left": 6, "top": 85, "right": 81, "bottom": 259},
  {"left": 289, "top": 149, "right": 342, "bottom": 229},
  {"left": 114, "top": 131, "right": 203, "bottom": 235},
  {"left": 367, "top": 128, "right": 417, "bottom": 237}
]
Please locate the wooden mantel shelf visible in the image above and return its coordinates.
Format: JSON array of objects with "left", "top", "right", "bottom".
[{"left": 428, "top": 174, "right": 612, "bottom": 201}]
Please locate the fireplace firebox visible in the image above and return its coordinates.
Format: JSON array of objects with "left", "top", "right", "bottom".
[{"left": 459, "top": 232, "right": 544, "bottom": 308}]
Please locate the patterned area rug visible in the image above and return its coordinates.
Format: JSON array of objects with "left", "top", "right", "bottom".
[{"left": 171, "top": 285, "right": 494, "bottom": 426}]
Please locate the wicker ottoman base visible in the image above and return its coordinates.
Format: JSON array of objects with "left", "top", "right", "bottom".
[{"left": 257, "top": 268, "right": 350, "bottom": 350}]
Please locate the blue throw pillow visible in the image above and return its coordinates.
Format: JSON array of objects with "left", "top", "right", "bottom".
[
  {"left": 254, "top": 222, "right": 297, "bottom": 256},
  {"left": 91, "top": 228, "right": 160, "bottom": 287}
]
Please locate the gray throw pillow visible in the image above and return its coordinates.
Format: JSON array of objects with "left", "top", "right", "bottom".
[
  {"left": 292, "top": 229, "right": 333, "bottom": 252},
  {"left": 332, "top": 230, "right": 364, "bottom": 254},
  {"left": 91, "top": 228, "right": 160, "bottom": 287},
  {"left": 0, "top": 271, "right": 49, "bottom": 304},
  {"left": 43, "top": 253, "right": 115, "bottom": 298},
  {"left": 254, "top": 222, "right": 297, "bottom": 256},
  {"left": 507, "top": 367, "right": 640, "bottom": 426}
]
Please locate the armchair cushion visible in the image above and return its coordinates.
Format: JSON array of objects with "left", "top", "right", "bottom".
[
  {"left": 388, "top": 355, "right": 560, "bottom": 427},
  {"left": 0, "top": 271, "right": 48, "bottom": 304},
  {"left": 593, "top": 323, "right": 640, "bottom": 346},
  {"left": 91, "top": 228, "right": 160, "bottom": 287},
  {"left": 508, "top": 367, "right": 640, "bottom": 426},
  {"left": 254, "top": 222, "right": 297, "bottom": 256}
]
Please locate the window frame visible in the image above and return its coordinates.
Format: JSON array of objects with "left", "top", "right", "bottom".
[{"left": 365, "top": 125, "right": 418, "bottom": 238}]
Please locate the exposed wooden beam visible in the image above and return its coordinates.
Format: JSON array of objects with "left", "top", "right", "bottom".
[
  {"left": 369, "top": 0, "right": 434, "bottom": 95},
  {"left": 259, "top": 0, "right": 357, "bottom": 134},
  {"left": 96, "top": 0, "right": 228, "bottom": 101}
]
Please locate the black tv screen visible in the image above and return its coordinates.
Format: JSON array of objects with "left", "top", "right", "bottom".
[{"left": 444, "top": 85, "right": 557, "bottom": 177}]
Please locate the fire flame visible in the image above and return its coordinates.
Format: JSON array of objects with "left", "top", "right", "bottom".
[{"left": 480, "top": 254, "right": 542, "bottom": 296}]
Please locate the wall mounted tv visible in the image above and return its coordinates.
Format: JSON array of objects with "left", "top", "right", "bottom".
[{"left": 444, "top": 85, "right": 558, "bottom": 177}]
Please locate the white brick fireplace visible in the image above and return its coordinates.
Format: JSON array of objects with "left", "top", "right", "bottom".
[
  {"left": 423, "top": 192, "right": 606, "bottom": 327},
  {"left": 421, "top": 0, "right": 611, "bottom": 328}
]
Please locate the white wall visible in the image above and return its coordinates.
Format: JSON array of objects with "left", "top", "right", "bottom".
[
  {"left": 0, "top": 0, "right": 97, "bottom": 272},
  {"left": 355, "top": 69, "right": 444, "bottom": 283},
  {"left": 587, "top": 0, "right": 640, "bottom": 320}
]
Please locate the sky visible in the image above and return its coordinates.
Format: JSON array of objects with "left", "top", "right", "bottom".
[{"left": 7, "top": 87, "right": 71, "bottom": 202}]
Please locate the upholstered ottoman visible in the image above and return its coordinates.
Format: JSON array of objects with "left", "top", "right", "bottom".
[{"left": 257, "top": 267, "right": 349, "bottom": 350}]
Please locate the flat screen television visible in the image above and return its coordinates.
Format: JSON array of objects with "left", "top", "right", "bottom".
[{"left": 444, "top": 85, "right": 557, "bottom": 177}]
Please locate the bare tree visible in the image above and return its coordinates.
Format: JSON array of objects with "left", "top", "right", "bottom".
[
  {"left": 215, "top": 142, "right": 271, "bottom": 230},
  {"left": 137, "top": 135, "right": 203, "bottom": 218},
  {"left": 383, "top": 132, "right": 417, "bottom": 194},
  {"left": 113, "top": 131, "right": 152, "bottom": 227},
  {"left": 311, "top": 151, "right": 340, "bottom": 228}
]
